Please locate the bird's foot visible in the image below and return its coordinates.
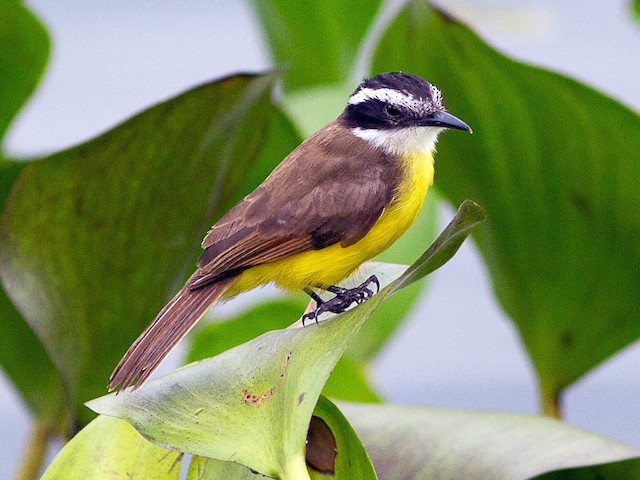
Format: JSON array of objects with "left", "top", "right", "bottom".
[{"left": 302, "top": 275, "right": 380, "bottom": 325}]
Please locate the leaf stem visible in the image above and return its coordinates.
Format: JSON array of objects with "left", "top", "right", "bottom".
[
  {"left": 280, "top": 455, "right": 311, "bottom": 480},
  {"left": 541, "top": 390, "right": 563, "bottom": 419},
  {"left": 15, "top": 419, "right": 51, "bottom": 480}
]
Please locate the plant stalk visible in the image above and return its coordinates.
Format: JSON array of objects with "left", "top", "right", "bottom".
[
  {"left": 15, "top": 419, "right": 50, "bottom": 480},
  {"left": 280, "top": 455, "right": 311, "bottom": 480},
  {"left": 541, "top": 390, "right": 563, "bottom": 419}
]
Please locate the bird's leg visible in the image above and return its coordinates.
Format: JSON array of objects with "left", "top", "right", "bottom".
[
  {"left": 302, "top": 287, "right": 324, "bottom": 326},
  {"left": 302, "top": 275, "right": 380, "bottom": 324}
]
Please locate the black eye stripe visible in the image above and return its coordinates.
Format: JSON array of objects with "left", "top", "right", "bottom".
[{"left": 340, "top": 97, "right": 430, "bottom": 130}]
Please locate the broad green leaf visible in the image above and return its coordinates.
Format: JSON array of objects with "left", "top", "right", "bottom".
[
  {"left": 41, "top": 415, "right": 181, "bottom": 480},
  {"left": 284, "top": 85, "right": 441, "bottom": 362},
  {"left": 0, "top": 288, "right": 64, "bottom": 425},
  {"left": 339, "top": 402, "right": 640, "bottom": 480},
  {"left": 303, "top": 260, "right": 419, "bottom": 402},
  {"left": 187, "top": 456, "right": 263, "bottom": 480},
  {"left": 284, "top": 84, "right": 355, "bottom": 137},
  {"left": 88, "top": 284, "right": 390, "bottom": 478},
  {"left": 249, "top": 1, "right": 382, "bottom": 91},
  {"left": 373, "top": 1, "right": 640, "bottom": 406},
  {"left": 0, "top": 161, "right": 65, "bottom": 427},
  {"left": 0, "top": 2, "right": 65, "bottom": 425},
  {"left": 535, "top": 459, "right": 640, "bottom": 480},
  {"left": 634, "top": 0, "right": 640, "bottom": 21},
  {"left": 186, "top": 298, "right": 307, "bottom": 365},
  {"left": 388, "top": 200, "right": 486, "bottom": 294},
  {"left": 0, "top": 0, "right": 49, "bottom": 144},
  {"left": 185, "top": 397, "right": 377, "bottom": 480},
  {"left": 322, "top": 356, "right": 380, "bottom": 403},
  {"left": 0, "top": 73, "right": 292, "bottom": 425},
  {"left": 87, "top": 201, "right": 484, "bottom": 478},
  {"left": 186, "top": 297, "right": 380, "bottom": 402},
  {"left": 307, "top": 396, "right": 377, "bottom": 479},
  {"left": 185, "top": 276, "right": 381, "bottom": 403}
]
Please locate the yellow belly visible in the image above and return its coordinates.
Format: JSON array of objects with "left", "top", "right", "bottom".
[{"left": 228, "top": 151, "right": 434, "bottom": 294}]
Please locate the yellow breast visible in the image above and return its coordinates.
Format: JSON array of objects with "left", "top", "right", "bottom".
[{"left": 229, "top": 150, "right": 434, "bottom": 294}]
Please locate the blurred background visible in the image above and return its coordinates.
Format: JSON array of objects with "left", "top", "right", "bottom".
[{"left": 2, "top": 0, "right": 639, "bottom": 476}]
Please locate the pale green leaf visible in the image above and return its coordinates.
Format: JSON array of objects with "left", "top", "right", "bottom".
[
  {"left": 41, "top": 415, "right": 181, "bottom": 480},
  {"left": 186, "top": 456, "right": 263, "bottom": 480},
  {"left": 340, "top": 402, "right": 640, "bottom": 480},
  {"left": 87, "top": 202, "right": 483, "bottom": 478}
]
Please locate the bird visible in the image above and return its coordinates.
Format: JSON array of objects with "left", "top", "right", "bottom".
[{"left": 109, "top": 72, "right": 471, "bottom": 392}]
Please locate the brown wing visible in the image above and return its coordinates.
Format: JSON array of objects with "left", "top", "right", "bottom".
[{"left": 189, "top": 121, "right": 400, "bottom": 289}]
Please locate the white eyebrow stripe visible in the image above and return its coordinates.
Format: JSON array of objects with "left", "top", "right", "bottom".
[
  {"left": 348, "top": 87, "right": 423, "bottom": 111},
  {"left": 429, "top": 84, "right": 442, "bottom": 105}
]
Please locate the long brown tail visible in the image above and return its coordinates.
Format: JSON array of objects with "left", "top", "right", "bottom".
[{"left": 108, "top": 274, "right": 237, "bottom": 392}]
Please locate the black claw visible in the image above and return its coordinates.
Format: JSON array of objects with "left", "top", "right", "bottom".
[
  {"left": 302, "top": 310, "right": 317, "bottom": 326},
  {"left": 302, "top": 275, "right": 380, "bottom": 324},
  {"left": 370, "top": 275, "right": 380, "bottom": 293}
]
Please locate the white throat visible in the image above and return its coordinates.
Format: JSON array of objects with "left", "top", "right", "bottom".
[{"left": 350, "top": 126, "right": 442, "bottom": 156}]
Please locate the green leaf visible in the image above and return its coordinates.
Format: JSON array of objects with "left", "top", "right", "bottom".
[
  {"left": 186, "top": 288, "right": 378, "bottom": 403},
  {"left": 373, "top": 1, "right": 640, "bottom": 405},
  {"left": 187, "top": 456, "right": 263, "bottom": 480},
  {"left": 249, "top": 1, "right": 382, "bottom": 91},
  {"left": 284, "top": 84, "right": 356, "bottom": 137},
  {"left": 0, "top": 2, "right": 65, "bottom": 425},
  {"left": 184, "top": 397, "right": 377, "bottom": 479},
  {"left": 86, "top": 201, "right": 483, "bottom": 478},
  {"left": 0, "top": 161, "right": 65, "bottom": 427},
  {"left": 88, "top": 283, "right": 390, "bottom": 478},
  {"left": 534, "top": 459, "right": 640, "bottom": 480},
  {"left": 307, "top": 396, "right": 377, "bottom": 479},
  {"left": 0, "top": 73, "right": 290, "bottom": 426},
  {"left": 185, "top": 298, "right": 307, "bottom": 365},
  {"left": 0, "top": 0, "right": 49, "bottom": 145},
  {"left": 185, "top": 397, "right": 378, "bottom": 479},
  {"left": 633, "top": 0, "right": 640, "bottom": 21},
  {"left": 322, "top": 356, "right": 380, "bottom": 403},
  {"left": 340, "top": 402, "right": 640, "bottom": 480},
  {"left": 388, "top": 200, "right": 486, "bottom": 294},
  {"left": 41, "top": 415, "right": 181, "bottom": 480},
  {"left": 0, "top": 288, "right": 65, "bottom": 425}
]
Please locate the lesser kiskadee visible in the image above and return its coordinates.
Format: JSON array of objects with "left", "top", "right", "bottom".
[{"left": 109, "top": 72, "right": 470, "bottom": 392}]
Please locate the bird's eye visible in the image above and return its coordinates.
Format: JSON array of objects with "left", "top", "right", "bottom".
[{"left": 385, "top": 104, "right": 401, "bottom": 117}]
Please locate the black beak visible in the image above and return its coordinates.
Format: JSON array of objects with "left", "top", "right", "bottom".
[{"left": 420, "top": 111, "right": 472, "bottom": 133}]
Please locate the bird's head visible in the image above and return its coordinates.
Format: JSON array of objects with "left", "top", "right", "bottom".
[{"left": 340, "top": 72, "right": 471, "bottom": 156}]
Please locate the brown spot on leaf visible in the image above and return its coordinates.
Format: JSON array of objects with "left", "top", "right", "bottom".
[
  {"left": 298, "top": 393, "right": 305, "bottom": 405},
  {"left": 242, "top": 388, "right": 273, "bottom": 406},
  {"left": 306, "top": 416, "right": 336, "bottom": 475},
  {"left": 279, "top": 352, "right": 292, "bottom": 381},
  {"left": 242, "top": 351, "right": 292, "bottom": 407}
]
